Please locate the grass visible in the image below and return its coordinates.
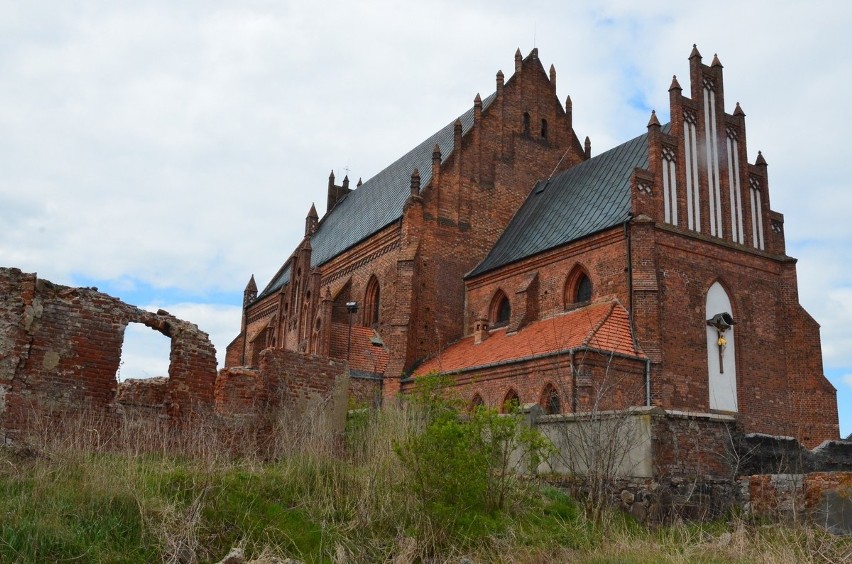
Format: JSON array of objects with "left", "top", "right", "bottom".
[{"left": 0, "top": 406, "right": 849, "bottom": 563}]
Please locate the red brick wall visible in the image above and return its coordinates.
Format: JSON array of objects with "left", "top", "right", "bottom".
[
  {"left": 651, "top": 410, "right": 737, "bottom": 480},
  {"left": 406, "top": 51, "right": 587, "bottom": 373},
  {"left": 230, "top": 49, "right": 589, "bottom": 397},
  {"left": 643, "top": 227, "right": 838, "bottom": 446},
  {"left": 404, "top": 350, "right": 645, "bottom": 415},
  {"left": 258, "top": 348, "right": 347, "bottom": 410},
  {"left": 0, "top": 267, "right": 219, "bottom": 439},
  {"left": 465, "top": 228, "right": 629, "bottom": 333}
]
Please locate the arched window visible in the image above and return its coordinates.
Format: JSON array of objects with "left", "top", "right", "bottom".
[
  {"left": 489, "top": 290, "right": 511, "bottom": 327},
  {"left": 471, "top": 393, "right": 485, "bottom": 411},
  {"left": 310, "top": 317, "right": 322, "bottom": 355},
  {"left": 706, "top": 282, "right": 738, "bottom": 412},
  {"left": 565, "top": 266, "right": 593, "bottom": 306},
  {"left": 363, "top": 276, "right": 380, "bottom": 327},
  {"left": 575, "top": 274, "right": 592, "bottom": 303},
  {"left": 502, "top": 389, "right": 520, "bottom": 413},
  {"left": 540, "top": 383, "right": 560, "bottom": 415},
  {"left": 541, "top": 118, "right": 548, "bottom": 140},
  {"left": 299, "top": 293, "right": 311, "bottom": 344},
  {"left": 522, "top": 112, "right": 531, "bottom": 136}
]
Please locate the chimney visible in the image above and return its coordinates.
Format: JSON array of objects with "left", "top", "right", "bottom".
[{"left": 473, "top": 317, "right": 489, "bottom": 344}]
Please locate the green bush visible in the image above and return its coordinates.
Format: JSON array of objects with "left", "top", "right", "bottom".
[{"left": 395, "top": 373, "right": 556, "bottom": 522}]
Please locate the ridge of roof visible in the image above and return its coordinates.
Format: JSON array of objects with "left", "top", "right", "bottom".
[
  {"left": 257, "top": 93, "right": 498, "bottom": 300},
  {"left": 467, "top": 123, "right": 671, "bottom": 278}
]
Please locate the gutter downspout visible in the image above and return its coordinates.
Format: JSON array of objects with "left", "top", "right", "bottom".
[
  {"left": 624, "top": 216, "right": 650, "bottom": 407},
  {"left": 645, "top": 358, "right": 651, "bottom": 407},
  {"left": 569, "top": 349, "right": 576, "bottom": 413},
  {"left": 624, "top": 217, "right": 638, "bottom": 351}
]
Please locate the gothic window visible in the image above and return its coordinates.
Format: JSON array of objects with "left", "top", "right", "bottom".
[
  {"left": 471, "top": 393, "right": 485, "bottom": 411},
  {"left": 662, "top": 146, "right": 678, "bottom": 226},
  {"left": 540, "top": 383, "right": 561, "bottom": 415},
  {"left": 749, "top": 177, "right": 765, "bottom": 250},
  {"left": 502, "top": 389, "right": 520, "bottom": 413},
  {"left": 299, "top": 291, "right": 312, "bottom": 343},
  {"left": 522, "top": 112, "right": 531, "bottom": 136},
  {"left": 540, "top": 118, "right": 548, "bottom": 140},
  {"left": 683, "top": 110, "right": 701, "bottom": 232},
  {"left": 489, "top": 290, "right": 511, "bottom": 326},
  {"left": 704, "top": 77, "right": 723, "bottom": 238},
  {"left": 310, "top": 318, "right": 321, "bottom": 355},
  {"left": 726, "top": 128, "right": 745, "bottom": 243},
  {"left": 565, "top": 266, "right": 592, "bottom": 306},
  {"left": 363, "top": 275, "right": 380, "bottom": 327},
  {"left": 706, "top": 282, "right": 737, "bottom": 412}
]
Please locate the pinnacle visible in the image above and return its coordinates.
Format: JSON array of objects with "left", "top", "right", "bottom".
[
  {"left": 669, "top": 75, "right": 682, "bottom": 91},
  {"left": 690, "top": 44, "right": 702, "bottom": 59},
  {"left": 647, "top": 110, "right": 661, "bottom": 127}
]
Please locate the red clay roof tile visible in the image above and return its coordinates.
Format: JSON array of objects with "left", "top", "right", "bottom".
[{"left": 414, "top": 300, "right": 644, "bottom": 376}]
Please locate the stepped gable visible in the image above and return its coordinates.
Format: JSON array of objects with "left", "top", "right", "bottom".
[
  {"left": 414, "top": 300, "right": 643, "bottom": 376},
  {"left": 469, "top": 124, "right": 671, "bottom": 278},
  {"left": 258, "top": 93, "right": 497, "bottom": 299}
]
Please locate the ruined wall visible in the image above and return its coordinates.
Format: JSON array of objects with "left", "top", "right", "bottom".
[
  {"left": 215, "top": 349, "right": 349, "bottom": 430},
  {"left": 741, "top": 472, "right": 852, "bottom": 535},
  {"left": 0, "top": 267, "right": 218, "bottom": 440}
]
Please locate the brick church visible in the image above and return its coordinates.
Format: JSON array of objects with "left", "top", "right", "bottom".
[{"left": 225, "top": 46, "right": 839, "bottom": 448}]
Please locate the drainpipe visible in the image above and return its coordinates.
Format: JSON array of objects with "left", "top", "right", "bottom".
[
  {"left": 625, "top": 216, "right": 650, "bottom": 406},
  {"left": 645, "top": 358, "right": 651, "bottom": 407},
  {"left": 624, "top": 217, "right": 639, "bottom": 352},
  {"left": 569, "top": 349, "right": 576, "bottom": 413}
]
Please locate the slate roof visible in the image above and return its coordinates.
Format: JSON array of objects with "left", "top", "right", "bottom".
[
  {"left": 258, "top": 93, "right": 497, "bottom": 299},
  {"left": 468, "top": 124, "right": 670, "bottom": 278},
  {"left": 414, "top": 300, "right": 644, "bottom": 377}
]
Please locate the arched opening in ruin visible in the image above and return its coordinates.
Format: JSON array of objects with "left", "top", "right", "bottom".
[{"left": 116, "top": 322, "right": 172, "bottom": 382}]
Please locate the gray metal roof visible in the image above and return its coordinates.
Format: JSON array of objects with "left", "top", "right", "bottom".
[
  {"left": 468, "top": 124, "right": 669, "bottom": 278},
  {"left": 258, "top": 93, "right": 497, "bottom": 299}
]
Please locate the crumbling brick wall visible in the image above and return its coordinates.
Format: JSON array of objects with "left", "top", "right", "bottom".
[
  {"left": 741, "top": 472, "right": 852, "bottom": 534},
  {"left": 215, "top": 349, "right": 349, "bottom": 433},
  {"left": 0, "top": 267, "right": 218, "bottom": 440}
]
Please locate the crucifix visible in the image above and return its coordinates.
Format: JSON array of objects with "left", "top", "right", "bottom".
[{"left": 707, "top": 312, "right": 735, "bottom": 374}]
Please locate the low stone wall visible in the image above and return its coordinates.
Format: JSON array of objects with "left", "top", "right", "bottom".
[
  {"left": 532, "top": 406, "right": 737, "bottom": 480},
  {"left": 737, "top": 434, "right": 852, "bottom": 475},
  {"left": 528, "top": 406, "right": 852, "bottom": 526}
]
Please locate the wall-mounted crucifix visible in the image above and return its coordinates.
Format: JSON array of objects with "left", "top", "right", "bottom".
[{"left": 707, "top": 312, "right": 735, "bottom": 373}]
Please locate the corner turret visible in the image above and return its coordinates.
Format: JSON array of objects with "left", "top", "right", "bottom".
[{"left": 243, "top": 275, "right": 257, "bottom": 307}]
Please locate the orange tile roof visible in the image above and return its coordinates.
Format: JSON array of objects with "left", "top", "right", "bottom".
[
  {"left": 414, "top": 300, "right": 644, "bottom": 376},
  {"left": 329, "top": 322, "right": 389, "bottom": 375}
]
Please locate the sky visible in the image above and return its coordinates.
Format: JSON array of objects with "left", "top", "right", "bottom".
[{"left": 2, "top": 1, "right": 850, "bottom": 437}]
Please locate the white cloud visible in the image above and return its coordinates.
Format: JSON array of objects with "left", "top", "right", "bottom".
[{"left": 843, "top": 375, "right": 852, "bottom": 390}]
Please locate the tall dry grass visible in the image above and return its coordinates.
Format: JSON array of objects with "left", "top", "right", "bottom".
[{"left": 2, "top": 403, "right": 850, "bottom": 563}]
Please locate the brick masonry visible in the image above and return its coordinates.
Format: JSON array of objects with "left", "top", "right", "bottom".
[
  {"left": 224, "top": 46, "right": 838, "bottom": 449},
  {"left": 0, "top": 267, "right": 218, "bottom": 439}
]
